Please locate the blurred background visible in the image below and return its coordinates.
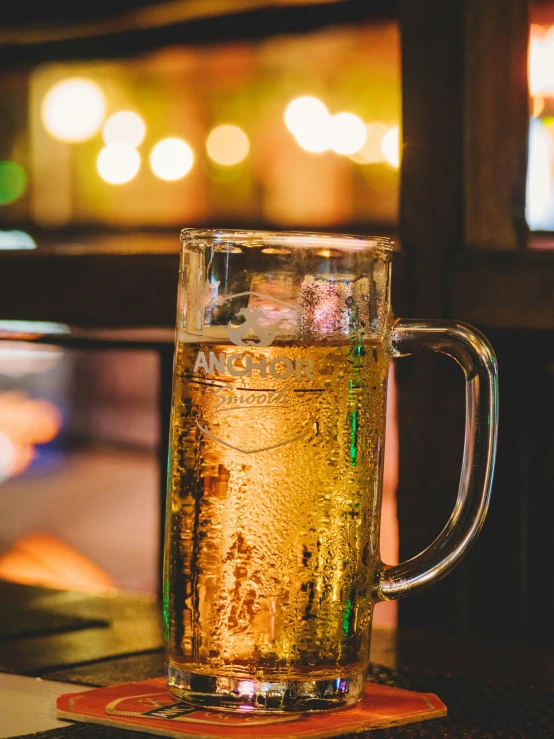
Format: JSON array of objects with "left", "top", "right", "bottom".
[
  {"left": 0, "top": 23, "right": 401, "bottom": 233},
  {"left": 0, "top": 0, "right": 552, "bottom": 641},
  {"left": 0, "top": 10, "right": 403, "bottom": 607}
]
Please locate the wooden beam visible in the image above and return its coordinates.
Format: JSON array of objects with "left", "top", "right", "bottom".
[
  {"left": 3, "top": 248, "right": 554, "bottom": 330},
  {"left": 399, "top": 0, "right": 465, "bottom": 319},
  {"left": 0, "top": 252, "right": 179, "bottom": 328},
  {"left": 396, "top": 0, "right": 533, "bottom": 638},
  {"left": 464, "top": 0, "right": 529, "bottom": 250},
  {"left": 396, "top": 0, "right": 466, "bottom": 633},
  {"left": 453, "top": 251, "right": 554, "bottom": 329},
  {"left": 0, "top": 1, "right": 353, "bottom": 43}
]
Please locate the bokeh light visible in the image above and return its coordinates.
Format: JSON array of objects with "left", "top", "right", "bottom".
[
  {"left": 529, "top": 26, "right": 554, "bottom": 96},
  {"left": 527, "top": 118, "right": 554, "bottom": 230},
  {"left": 0, "top": 431, "right": 17, "bottom": 483},
  {"left": 0, "top": 162, "right": 27, "bottom": 204},
  {"left": 41, "top": 78, "right": 106, "bottom": 143},
  {"left": 261, "top": 247, "right": 292, "bottom": 255},
  {"left": 285, "top": 96, "right": 329, "bottom": 134},
  {"left": 329, "top": 112, "right": 367, "bottom": 155},
  {"left": 0, "top": 321, "right": 69, "bottom": 339},
  {"left": 315, "top": 249, "right": 343, "bottom": 258},
  {"left": 0, "top": 391, "right": 62, "bottom": 480},
  {"left": 0, "top": 343, "right": 63, "bottom": 377},
  {"left": 0, "top": 231, "right": 36, "bottom": 250},
  {"left": 150, "top": 138, "right": 194, "bottom": 181},
  {"left": 381, "top": 126, "right": 400, "bottom": 168},
  {"left": 533, "top": 96, "right": 545, "bottom": 118},
  {"left": 351, "top": 122, "right": 389, "bottom": 164},
  {"left": 102, "top": 111, "right": 146, "bottom": 147},
  {"left": 97, "top": 143, "right": 141, "bottom": 185},
  {"left": 285, "top": 96, "right": 331, "bottom": 153},
  {"left": 206, "top": 124, "right": 250, "bottom": 166},
  {"left": 0, "top": 393, "right": 61, "bottom": 445}
]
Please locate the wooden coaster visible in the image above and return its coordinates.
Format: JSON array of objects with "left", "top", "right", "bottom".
[{"left": 57, "top": 676, "right": 446, "bottom": 738}]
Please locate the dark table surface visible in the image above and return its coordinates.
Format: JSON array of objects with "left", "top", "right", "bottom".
[{"left": 1, "top": 580, "right": 553, "bottom": 738}]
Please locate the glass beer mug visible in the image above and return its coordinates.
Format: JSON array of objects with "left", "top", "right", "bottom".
[{"left": 164, "top": 229, "right": 498, "bottom": 712}]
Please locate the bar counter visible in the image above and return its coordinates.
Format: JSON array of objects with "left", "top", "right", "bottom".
[{"left": 1, "top": 580, "right": 553, "bottom": 737}]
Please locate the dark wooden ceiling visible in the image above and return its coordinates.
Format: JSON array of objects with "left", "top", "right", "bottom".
[
  {"left": 1, "top": 0, "right": 155, "bottom": 26},
  {"left": 0, "top": 0, "right": 398, "bottom": 67}
]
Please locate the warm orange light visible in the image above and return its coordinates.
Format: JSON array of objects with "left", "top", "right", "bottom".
[
  {"left": 0, "top": 533, "right": 116, "bottom": 592},
  {"left": 285, "top": 96, "right": 329, "bottom": 136},
  {"left": 0, "top": 391, "right": 62, "bottom": 480},
  {"left": 314, "top": 249, "right": 343, "bottom": 258},
  {"left": 9, "top": 443, "right": 34, "bottom": 477},
  {"left": 351, "top": 122, "right": 389, "bottom": 164},
  {"left": 102, "top": 110, "right": 146, "bottom": 147},
  {"left": 533, "top": 96, "right": 545, "bottom": 118},
  {"left": 150, "top": 138, "right": 194, "bottom": 180},
  {"left": 0, "top": 432, "right": 33, "bottom": 480},
  {"left": 27, "top": 400, "right": 62, "bottom": 444},
  {"left": 381, "top": 126, "right": 400, "bottom": 168},
  {"left": 285, "top": 96, "right": 331, "bottom": 153},
  {"left": 0, "top": 392, "right": 62, "bottom": 444},
  {"left": 41, "top": 78, "right": 106, "bottom": 143},
  {"left": 329, "top": 113, "right": 367, "bottom": 156},
  {"left": 206, "top": 124, "right": 250, "bottom": 166},
  {"left": 97, "top": 143, "right": 141, "bottom": 185},
  {"left": 0, "top": 431, "right": 16, "bottom": 481},
  {"left": 529, "top": 25, "right": 554, "bottom": 97}
]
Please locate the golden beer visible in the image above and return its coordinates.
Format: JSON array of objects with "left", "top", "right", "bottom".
[
  {"left": 164, "top": 229, "right": 498, "bottom": 712},
  {"left": 165, "top": 338, "right": 390, "bottom": 699}
]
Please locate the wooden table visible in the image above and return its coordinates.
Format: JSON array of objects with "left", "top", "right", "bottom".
[{"left": 1, "top": 580, "right": 553, "bottom": 738}]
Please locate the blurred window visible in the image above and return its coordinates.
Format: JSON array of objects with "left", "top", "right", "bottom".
[{"left": 0, "top": 23, "right": 400, "bottom": 234}]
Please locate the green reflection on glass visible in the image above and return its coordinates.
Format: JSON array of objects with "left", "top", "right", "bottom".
[
  {"left": 349, "top": 407, "right": 358, "bottom": 467},
  {"left": 348, "top": 339, "right": 363, "bottom": 467},
  {"left": 343, "top": 599, "right": 352, "bottom": 636},
  {"left": 163, "top": 576, "right": 170, "bottom": 642}
]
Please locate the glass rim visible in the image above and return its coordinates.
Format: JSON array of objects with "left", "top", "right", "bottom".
[{"left": 180, "top": 228, "right": 394, "bottom": 253}]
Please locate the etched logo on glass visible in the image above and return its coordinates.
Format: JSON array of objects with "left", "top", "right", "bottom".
[
  {"left": 192, "top": 291, "right": 320, "bottom": 454},
  {"left": 228, "top": 306, "right": 275, "bottom": 347}
]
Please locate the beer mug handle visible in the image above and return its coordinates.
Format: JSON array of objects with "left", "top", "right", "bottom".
[{"left": 373, "top": 318, "right": 498, "bottom": 601}]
